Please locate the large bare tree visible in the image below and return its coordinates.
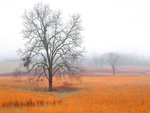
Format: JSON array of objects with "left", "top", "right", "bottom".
[
  {"left": 108, "top": 53, "right": 119, "bottom": 76},
  {"left": 20, "top": 3, "right": 84, "bottom": 92}
]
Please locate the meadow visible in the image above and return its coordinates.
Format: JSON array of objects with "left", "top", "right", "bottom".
[{"left": 0, "top": 72, "right": 150, "bottom": 113}]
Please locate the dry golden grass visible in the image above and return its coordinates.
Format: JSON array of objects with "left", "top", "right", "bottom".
[{"left": 0, "top": 75, "right": 150, "bottom": 113}]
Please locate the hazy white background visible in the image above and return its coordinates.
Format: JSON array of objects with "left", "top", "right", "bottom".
[{"left": 0, "top": 0, "right": 150, "bottom": 59}]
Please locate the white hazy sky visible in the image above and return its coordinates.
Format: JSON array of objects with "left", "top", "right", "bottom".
[{"left": 0, "top": 0, "right": 150, "bottom": 60}]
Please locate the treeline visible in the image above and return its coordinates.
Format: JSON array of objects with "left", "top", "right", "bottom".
[{"left": 83, "top": 53, "right": 150, "bottom": 68}]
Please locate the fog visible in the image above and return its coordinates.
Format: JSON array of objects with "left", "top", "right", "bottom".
[
  {"left": 0, "top": 60, "right": 19, "bottom": 73},
  {"left": 1, "top": 0, "right": 150, "bottom": 73},
  {"left": 84, "top": 53, "right": 150, "bottom": 68}
]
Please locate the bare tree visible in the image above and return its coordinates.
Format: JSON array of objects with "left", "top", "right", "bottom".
[
  {"left": 99, "top": 55, "right": 105, "bottom": 69},
  {"left": 20, "top": 3, "right": 84, "bottom": 92},
  {"left": 107, "top": 53, "right": 119, "bottom": 76},
  {"left": 92, "top": 55, "right": 104, "bottom": 69}
]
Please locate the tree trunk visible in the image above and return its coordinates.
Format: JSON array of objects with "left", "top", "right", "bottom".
[
  {"left": 112, "top": 66, "right": 115, "bottom": 76},
  {"left": 48, "top": 70, "right": 53, "bottom": 92}
]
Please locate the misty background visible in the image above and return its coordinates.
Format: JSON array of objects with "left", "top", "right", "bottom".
[{"left": 1, "top": 0, "right": 150, "bottom": 73}]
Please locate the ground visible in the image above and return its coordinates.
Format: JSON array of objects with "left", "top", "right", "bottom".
[{"left": 0, "top": 74, "right": 150, "bottom": 113}]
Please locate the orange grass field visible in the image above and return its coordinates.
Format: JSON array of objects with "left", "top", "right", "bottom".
[{"left": 0, "top": 75, "right": 150, "bottom": 113}]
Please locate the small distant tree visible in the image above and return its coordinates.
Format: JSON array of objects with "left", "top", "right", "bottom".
[
  {"left": 92, "top": 55, "right": 100, "bottom": 68},
  {"left": 99, "top": 56, "right": 105, "bottom": 68},
  {"left": 20, "top": 3, "right": 84, "bottom": 92},
  {"left": 12, "top": 68, "right": 22, "bottom": 81},
  {"left": 108, "top": 53, "right": 119, "bottom": 76},
  {"left": 92, "top": 55, "right": 104, "bottom": 69}
]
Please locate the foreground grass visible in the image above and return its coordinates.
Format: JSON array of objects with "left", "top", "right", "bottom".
[{"left": 0, "top": 76, "right": 150, "bottom": 113}]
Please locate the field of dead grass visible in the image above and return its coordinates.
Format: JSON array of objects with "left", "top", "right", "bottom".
[{"left": 0, "top": 75, "right": 150, "bottom": 113}]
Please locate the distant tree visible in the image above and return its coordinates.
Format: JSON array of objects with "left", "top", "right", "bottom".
[
  {"left": 107, "top": 53, "right": 119, "bottom": 76},
  {"left": 92, "top": 55, "right": 104, "bottom": 68},
  {"left": 12, "top": 68, "right": 22, "bottom": 80},
  {"left": 20, "top": 3, "right": 84, "bottom": 92},
  {"left": 92, "top": 55, "right": 99, "bottom": 68},
  {"left": 99, "top": 56, "right": 105, "bottom": 68}
]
